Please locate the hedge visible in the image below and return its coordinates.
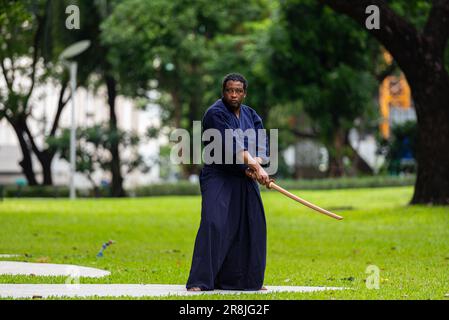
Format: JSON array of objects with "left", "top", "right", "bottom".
[
  {"left": 2, "top": 186, "right": 108, "bottom": 198},
  {"left": 268, "top": 174, "right": 416, "bottom": 191},
  {"left": 0, "top": 175, "right": 415, "bottom": 198}
]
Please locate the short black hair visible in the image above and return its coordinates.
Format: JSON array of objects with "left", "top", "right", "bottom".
[{"left": 222, "top": 73, "right": 248, "bottom": 92}]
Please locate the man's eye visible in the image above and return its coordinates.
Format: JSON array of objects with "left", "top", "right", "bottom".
[{"left": 226, "top": 89, "right": 243, "bottom": 94}]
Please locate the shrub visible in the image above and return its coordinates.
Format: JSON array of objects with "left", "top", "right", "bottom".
[{"left": 1, "top": 175, "right": 414, "bottom": 198}]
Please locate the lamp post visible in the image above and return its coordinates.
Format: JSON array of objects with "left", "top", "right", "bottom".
[{"left": 58, "top": 40, "right": 91, "bottom": 200}]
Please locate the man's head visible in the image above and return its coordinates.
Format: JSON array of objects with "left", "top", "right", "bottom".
[{"left": 222, "top": 73, "right": 247, "bottom": 110}]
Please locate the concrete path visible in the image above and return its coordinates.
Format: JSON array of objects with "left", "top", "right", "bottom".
[
  {"left": 0, "top": 284, "right": 345, "bottom": 299},
  {"left": 0, "top": 261, "right": 346, "bottom": 299},
  {"left": 0, "top": 254, "right": 21, "bottom": 258},
  {"left": 0, "top": 261, "right": 110, "bottom": 278}
]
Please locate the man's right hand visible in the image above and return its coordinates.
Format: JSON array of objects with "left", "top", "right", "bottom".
[
  {"left": 254, "top": 166, "right": 270, "bottom": 186},
  {"left": 241, "top": 151, "right": 270, "bottom": 186},
  {"left": 246, "top": 166, "right": 270, "bottom": 186}
]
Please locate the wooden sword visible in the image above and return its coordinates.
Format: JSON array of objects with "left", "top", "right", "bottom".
[{"left": 246, "top": 169, "right": 343, "bottom": 220}]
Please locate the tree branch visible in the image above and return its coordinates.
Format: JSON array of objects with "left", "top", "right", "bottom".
[
  {"left": 25, "top": 0, "right": 50, "bottom": 107},
  {"left": 50, "top": 80, "right": 69, "bottom": 137},
  {"left": 319, "top": 0, "right": 421, "bottom": 78},
  {"left": 0, "top": 57, "right": 13, "bottom": 92},
  {"left": 24, "top": 18, "right": 43, "bottom": 107},
  {"left": 23, "top": 118, "right": 44, "bottom": 162}
]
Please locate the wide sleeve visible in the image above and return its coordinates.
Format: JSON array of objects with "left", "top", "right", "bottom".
[{"left": 252, "top": 110, "right": 270, "bottom": 166}]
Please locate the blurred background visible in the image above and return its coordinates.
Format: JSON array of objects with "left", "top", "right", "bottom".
[{"left": 0, "top": 0, "right": 446, "bottom": 204}]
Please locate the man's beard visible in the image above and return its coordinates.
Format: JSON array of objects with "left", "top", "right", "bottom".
[{"left": 225, "top": 99, "right": 241, "bottom": 110}]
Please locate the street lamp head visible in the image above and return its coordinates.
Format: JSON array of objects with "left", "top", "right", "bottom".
[{"left": 59, "top": 40, "right": 91, "bottom": 61}]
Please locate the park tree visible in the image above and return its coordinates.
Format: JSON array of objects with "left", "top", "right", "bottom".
[
  {"left": 0, "top": 0, "right": 136, "bottom": 195},
  {"left": 0, "top": 0, "right": 71, "bottom": 186},
  {"left": 0, "top": 0, "right": 150, "bottom": 195},
  {"left": 319, "top": 0, "right": 449, "bottom": 204},
  {"left": 47, "top": 124, "right": 149, "bottom": 196}
]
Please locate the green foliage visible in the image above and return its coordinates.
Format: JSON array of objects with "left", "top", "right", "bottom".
[
  {"left": 268, "top": 0, "right": 379, "bottom": 176},
  {"left": 100, "top": 0, "right": 275, "bottom": 177},
  {"left": 267, "top": 100, "right": 315, "bottom": 172},
  {"left": 48, "top": 0, "right": 107, "bottom": 85},
  {"left": 47, "top": 124, "right": 148, "bottom": 189},
  {"left": 269, "top": 0, "right": 375, "bottom": 99},
  {"left": 101, "top": 0, "right": 273, "bottom": 125},
  {"left": 0, "top": 0, "right": 40, "bottom": 118},
  {"left": 3, "top": 185, "right": 69, "bottom": 198},
  {"left": 388, "top": 0, "right": 432, "bottom": 30},
  {"left": 302, "top": 64, "right": 376, "bottom": 144},
  {"left": 0, "top": 0, "right": 70, "bottom": 90},
  {"left": 273, "top": 174, "right": 415, "bottom": 190},
  {"left": 2, "top": 185, "right": 112, "bottom": 198},
  {"left": 0, "top": 1, "right": 34, "bottom": 58},
  {"left": 134, "top": 181, "right": 200, "bottom": 197}
]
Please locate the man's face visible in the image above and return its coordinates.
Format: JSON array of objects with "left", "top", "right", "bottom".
[{"left": 223, "top": 80, "right": 246, "bottom": 109}]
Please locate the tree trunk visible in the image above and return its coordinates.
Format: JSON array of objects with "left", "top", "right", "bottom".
[
  {"left": 40, "top": 81, "right": 69, "bottom": 186},
  {"left": 22, "top": 119, "right": 55, "bottom": 186},
  {"left": 8, "top": 118, "right": 38, "bottom": 185},
  {"left": 40, "top": 151, "right": 55, "bottom": 185},
  {"left": 409, "top": 73, "right": 449, "bottom": 205},
  {"left": 346, "top": 131, "right": 374, "bottom": 176},
  {"left": 105, "top": 75, "right": 126, "bottom": 197},
  {"left": 328, "top": 127, "right": 345, "bottom": 177},
  {"left": 171, "top": 90, "right": 182, "bottom": 129}
]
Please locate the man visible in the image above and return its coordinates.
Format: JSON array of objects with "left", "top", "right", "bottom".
[{"left": 186, "top": 73, "right": 270, "bottom": 291}]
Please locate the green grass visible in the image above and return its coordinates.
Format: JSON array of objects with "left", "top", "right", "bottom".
[{"left": 0, "top": 186, "right": 448, "bottom": 300}]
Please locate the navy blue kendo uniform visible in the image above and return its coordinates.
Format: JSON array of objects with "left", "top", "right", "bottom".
[{"left": 186, "top": 98, "right": 269, "bottom": 291}]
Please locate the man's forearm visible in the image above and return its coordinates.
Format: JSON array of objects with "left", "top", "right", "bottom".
[{"left": 238, "top": 150, "right": 262, "bottom": 171}]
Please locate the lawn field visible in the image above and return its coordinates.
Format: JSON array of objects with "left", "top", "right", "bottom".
[{"left": 0, "top": 186, "right": 448, "bottom": 300}]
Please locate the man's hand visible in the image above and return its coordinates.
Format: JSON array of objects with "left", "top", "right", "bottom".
[
  {"left": 246, "top": 166, "right": 270, "bottom": 186},
  {"left": 255, "top": 166, "right": 270, "bottom": 186},
  {"left": 240, "top": 151, "right": 270, "bottom": 186}
]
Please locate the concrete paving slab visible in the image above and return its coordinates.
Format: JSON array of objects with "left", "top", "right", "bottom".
[
  {"left": 0, "top": 284, "right": 345, "bottom": 299},
  {"left": 0, "top": 261, "right": 110, "bottom": 278}
]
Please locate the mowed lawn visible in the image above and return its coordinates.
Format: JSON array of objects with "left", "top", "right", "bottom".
[{"left": 0, "top": 186, "right": 448, "bottom": 300}]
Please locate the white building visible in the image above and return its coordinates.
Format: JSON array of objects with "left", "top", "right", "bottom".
[{"left": 0, "top": 80, "right": 162, "bottom": 189}]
